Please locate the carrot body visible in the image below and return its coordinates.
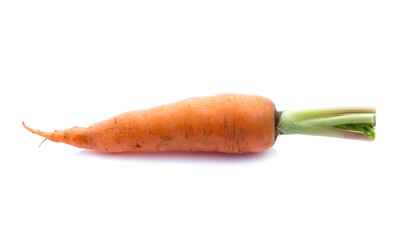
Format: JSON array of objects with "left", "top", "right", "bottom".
[{"left": 23, "top": 94, "right": 277, "bottom": 153}]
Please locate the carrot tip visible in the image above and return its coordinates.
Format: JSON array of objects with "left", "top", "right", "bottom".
[
  {"left": 22, "top": 121, "right": 35, "bottom": 134},
  {"left": 22, "top": 122, "right": 53, "bottom": 139}
]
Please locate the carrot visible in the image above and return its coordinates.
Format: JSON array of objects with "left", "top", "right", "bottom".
[
  {"left": 23, "top": 94, "right": 376, "bottom": 153},
  {"left": 23, "top": 94, "right": 276, "bottom": 153}
]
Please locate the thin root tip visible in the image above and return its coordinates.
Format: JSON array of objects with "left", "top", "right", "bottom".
[
  {"left": 22, "top": 122, "right": 51, "bottom": 139},
  {"left": 22, "top": 121, "right": 35, "bottom": 133},
  {"left": 23, "top": 122, "right": 53, "bottom": 146}
]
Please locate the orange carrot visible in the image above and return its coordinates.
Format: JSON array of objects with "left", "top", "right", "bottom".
[
  {"left": 23, "top": 94, "right": 376, "bottom": 153},
  {"left": 23, "top": 94, "right": 277, "bottom": 153}
]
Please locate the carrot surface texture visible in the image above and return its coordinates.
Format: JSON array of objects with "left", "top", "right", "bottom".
[{"left": 23, "top": 94, "right": 376, "bottom": 153}]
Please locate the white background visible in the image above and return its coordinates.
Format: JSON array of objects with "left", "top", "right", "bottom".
[{"left": 1, "top": 1, "right": 407, "bottom": 239}]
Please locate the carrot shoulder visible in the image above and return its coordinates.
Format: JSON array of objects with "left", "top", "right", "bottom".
[{"left": 23, "top": 94, "right": 277, "bottom": 153}]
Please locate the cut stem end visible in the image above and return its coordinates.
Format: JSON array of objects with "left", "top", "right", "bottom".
[{"left": 276, "top": 107, "right": 376, "bottom": 141}]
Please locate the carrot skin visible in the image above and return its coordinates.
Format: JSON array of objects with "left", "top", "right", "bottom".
[{"left": 23, "top": 94, "right": 276, "bottom": 153}]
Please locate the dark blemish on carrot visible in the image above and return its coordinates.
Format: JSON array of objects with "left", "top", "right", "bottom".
[
  {"left": 129, "top": 143, "right": 141, "bottom": 149},
  {"left": 73, "top": 134, "right": 89, "bottom": 145},
  {"left": 195, "top": 130, "right": 207, "bottom": 149},
  {"left": 160, "top": 137, "right": 167, "bottom": 141},
  {"left": 118, "top": 139, "right": 123, "bottom": 150}
]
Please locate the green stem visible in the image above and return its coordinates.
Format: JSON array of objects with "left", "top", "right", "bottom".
[
  {"left": 276, "top": 107, "right": 376, "bottom": 140},
  {"left": 306, "top": 114, "right": 375, "bottom": 126}
]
